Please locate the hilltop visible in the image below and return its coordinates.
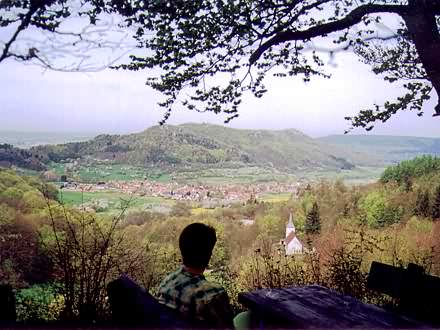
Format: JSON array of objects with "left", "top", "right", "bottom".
[{"left": 30, "top": 124, "right": 367, "bottom": 173}]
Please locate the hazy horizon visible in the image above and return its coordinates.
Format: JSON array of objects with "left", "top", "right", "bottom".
[
  {"left": 2, "top": 53, "right": 439, "bottom": 138},
  {"left": 2, "top": 14, "right": 440, "bottom": 138},
  {"left": 1, "top": 122, "right": 439, "bottom": 139}
]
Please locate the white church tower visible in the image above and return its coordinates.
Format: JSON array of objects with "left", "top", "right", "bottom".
[
  {"left": 285, "top": 213, "right": 303, "bottom": 255},
  {"left": 286, "top": 213, "right": 295, "bottom": 237}
]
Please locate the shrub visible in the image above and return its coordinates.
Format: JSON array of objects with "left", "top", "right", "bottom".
[
  {"left": 42, "top": 203, "right": 162, "bottom": 321},
  {"left": 16, "top": 284, "right": 64, "bottom": 322}
]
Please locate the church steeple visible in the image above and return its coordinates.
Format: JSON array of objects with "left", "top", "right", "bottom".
[
  {"left": 284, "top": 212, "right": 303, "bottom": 255},
  {"left": 286, "top": 213, "right": 295, "bottom": 237},
  {"left": 287, "top": 213, "right": 295, "bottom": 231}
]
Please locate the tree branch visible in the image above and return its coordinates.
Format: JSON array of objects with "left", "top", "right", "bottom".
[
  {"left": 0, "top": 7, "right": 37, "bottom": 62},
  {"left": 249, "top": 4, "right": 414, "bottom": 64}
]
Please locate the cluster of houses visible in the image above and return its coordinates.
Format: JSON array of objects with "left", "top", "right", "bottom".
[{"left": 59, "top": 179, "right": 300, "bottom": 204}]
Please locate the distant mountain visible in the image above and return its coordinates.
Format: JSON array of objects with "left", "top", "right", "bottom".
[
  {"left": 31, "top": 124, "right": 373, "bottom": 173},
  {"left": 0, "top": 144, "right": 46, "bottom": 171},
  {"left": 319, "top": 135, "right": 440, "bottom": 163},
  {"left": 0, "top": 131, "right": 95, "bottom": 149}
]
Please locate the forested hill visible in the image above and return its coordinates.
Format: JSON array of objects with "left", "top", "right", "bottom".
[
  {"left": 0, "top": 144, "right": 46, "bottom": 171},
  {"left": 319, "top": 135, "right": 440, "bottom": 163},
  {"left": 30, "top": 124, "right": 372, "bottom": 172}
]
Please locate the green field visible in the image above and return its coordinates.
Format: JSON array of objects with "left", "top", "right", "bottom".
[
  {"left": 296, "top": 166, "right": 385, "bottom": 185},
  {"left": 259, "top": 192, "right": 293, "bottom": 203},
  {"left": 49, "top": 163, "right": 170, "bottom": 183},
  {"left": 49, "top": 160, "right": 383, "bottom": 185},
  {"left": 49, "top": 162, "right": 294, "bottom": 185},
  {"left": 173, "top": 167, "right": 293, "bottom": 185},
  {"left": 59, "top": 190, "right": 175, "bottom": 215}
]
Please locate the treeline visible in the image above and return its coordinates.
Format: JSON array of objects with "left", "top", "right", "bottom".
[
  {"left": 0, "top": 170, "right": 174, "bottom": 322},
  {"left": 0, "top": 170, "right": 59, "bottom": 310},
  {"left": 2, "top": 156, "right": 440, "bottom": 324},
  {"left": 381, "top": 155, "right": 440, "bottom": 186},
  {"left": 378, "top": 156, "right": 440, "bottom": 221},
  {"left": 0, "top": 144, "right": 46, "bottom": 171}
]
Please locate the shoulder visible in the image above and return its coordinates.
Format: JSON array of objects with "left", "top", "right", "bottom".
[
  {"left": 194, "top": 282, "right": 233, "bottom": 327},
  {"left": 197, "top": 280, "right": 225, "bottom": 294},
  {"left": 158, "top": 268, "right": 184, "bottom": 290},
  {"left": 192, "top": 280, "right": 227, "bottom": 303},
  {"left": 166, "top": 267, "right": 183, "bottom": 280}
]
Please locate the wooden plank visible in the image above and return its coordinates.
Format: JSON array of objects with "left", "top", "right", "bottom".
[
  {"left": 0, "top": 284, "right": 16, "bottom": 322},
  {"left": 368, "top": 261, "right": 405, "bottom": 297},
  {"left": 367, "top": 262, "right": 440, "bottom": 300},
  {"left": 106, "top": 275, "right": 189, "bottom": 327},
  {"left": 239, "top": 285, "right": 427, "bottom": 328}
]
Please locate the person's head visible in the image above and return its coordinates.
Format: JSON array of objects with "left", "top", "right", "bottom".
[{"left": 179, "top": 223, "right": 217, "bottom": 270}]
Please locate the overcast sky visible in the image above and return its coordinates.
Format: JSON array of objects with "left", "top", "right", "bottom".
[{"left": 1, "top": 21, "right": 439, "bottom": 138}]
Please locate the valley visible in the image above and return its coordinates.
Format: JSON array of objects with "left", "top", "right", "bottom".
[
  {"left": 2, "top": 125, "right": 440, "bottom": 323},
  {"left": 4, "top": 124, "right": 439, "bottom": 215}
]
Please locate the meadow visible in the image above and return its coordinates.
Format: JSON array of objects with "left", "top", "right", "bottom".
[
  {"left": 49, "top": 161, "right": 384, "bottom": 186},
  {"left": 49, "top": 163, "right": 170, "bottom": 182},
  {"left": 295, "top": 166, "right": 386, "bottom": 185},
  {"left": 59, "top": 190, "right": 175, "bottom": 216}
]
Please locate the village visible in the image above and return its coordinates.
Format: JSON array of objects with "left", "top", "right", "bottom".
[
  {"left": 60, "top": 178, "right": 300, "bottom": 205},
  {"left": 60, "top": 176, "right": 308, "bottom": 256}
]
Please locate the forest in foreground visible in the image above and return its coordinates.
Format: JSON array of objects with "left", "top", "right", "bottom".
[{"left": 1, "top": 155, "right": 440, "bottom": 322}]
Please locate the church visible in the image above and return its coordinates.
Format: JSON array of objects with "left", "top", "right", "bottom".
[{"left": 282, "top": 213, "right": 303, "bottom": 255}]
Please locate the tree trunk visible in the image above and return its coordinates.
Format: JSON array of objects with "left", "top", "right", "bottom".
[{"left": 404, "top": 0, "right": 440, "bottom": 115}]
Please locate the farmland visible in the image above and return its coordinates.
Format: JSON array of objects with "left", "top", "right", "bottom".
[
  {"left": 49, "top": 163, "right": 170, "bottom": 183},
  {"left": 59, "top": 190, "right": 175, "bottom": 216}
]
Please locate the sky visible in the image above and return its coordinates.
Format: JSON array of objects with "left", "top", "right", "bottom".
[{"left": 1, "top": 14, "right": 440, "bottom": 138}]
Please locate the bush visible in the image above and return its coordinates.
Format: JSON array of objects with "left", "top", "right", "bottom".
[
  {"left": 359, "top": 191, "right": 402, "bottom": 227},
  {"left": 42, "top": 204, "right": 160, "bottom": 321},
  {"left": 239, "top": 246, "right": 307, "bottom": 291},
  {"left": 16, "top": 284, "right": 64, "bottom": 322}
]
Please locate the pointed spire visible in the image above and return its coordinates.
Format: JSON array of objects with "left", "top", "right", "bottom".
[{"left": 287, "top": 213, "right": 294, "bottom": 229}]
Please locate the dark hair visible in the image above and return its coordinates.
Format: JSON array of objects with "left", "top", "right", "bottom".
[{"left": 179, "top": 223, "right": 216, "bottom": 269}]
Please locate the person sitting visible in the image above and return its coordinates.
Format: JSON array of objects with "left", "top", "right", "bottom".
[{"left": 157, "top": 222, "right": 234, "bottom": 328}]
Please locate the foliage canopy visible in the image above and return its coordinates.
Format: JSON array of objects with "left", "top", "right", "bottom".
[
  {"left": 1, "top": 1, "right": 440, "bottom": 129},
  {"left": 381, "top": 155, "right": 440, "bottom": 185}
]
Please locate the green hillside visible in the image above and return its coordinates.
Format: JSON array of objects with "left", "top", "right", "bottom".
[
  {"left": 31, "top": 124, "right": 371, "bottom": 173},
  {"left": 0, "top": 144, "right": 46, "bottom": 171},
  {"left": 319, "top": 135, "right": 440, "bottom": 163}
]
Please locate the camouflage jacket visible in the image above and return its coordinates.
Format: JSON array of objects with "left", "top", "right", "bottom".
[{"left": 157, "top": 266, "right": 233, "bottom": 327}]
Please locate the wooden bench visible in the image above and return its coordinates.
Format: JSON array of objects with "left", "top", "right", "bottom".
[
  {"left": 0, "top": 284, "right": 16, "bottom": 323},
  {"left": 238, "top": 284, "right": 426, "bottom": 328},
  {"left": 368, "top": 261, "right": 440, "bottom": 325},
  {"left": 107, "top": 275, "right": 189, "bottom": 328}
]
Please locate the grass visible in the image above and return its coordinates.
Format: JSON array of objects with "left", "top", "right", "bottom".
[
  {"left": 191, "top": 207, "right": 217, "bottom": 215},
  {"left": 49, "top": 163, "right": 169, "bottom": 183},
  {"left": 48, "top": 161, "right": 382, "bottom": 186},
  {"left": 173, "top": 167, "right": 293, "bottom": 185},
  {"left": 59, "top": 190, "right": 175, "bottom": 215},
  {"left": 259, "top": 192, "right": 293, "bottom": 203},
  {"left": 296, "top": 166, "right": 385, "bottom": 185}
]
